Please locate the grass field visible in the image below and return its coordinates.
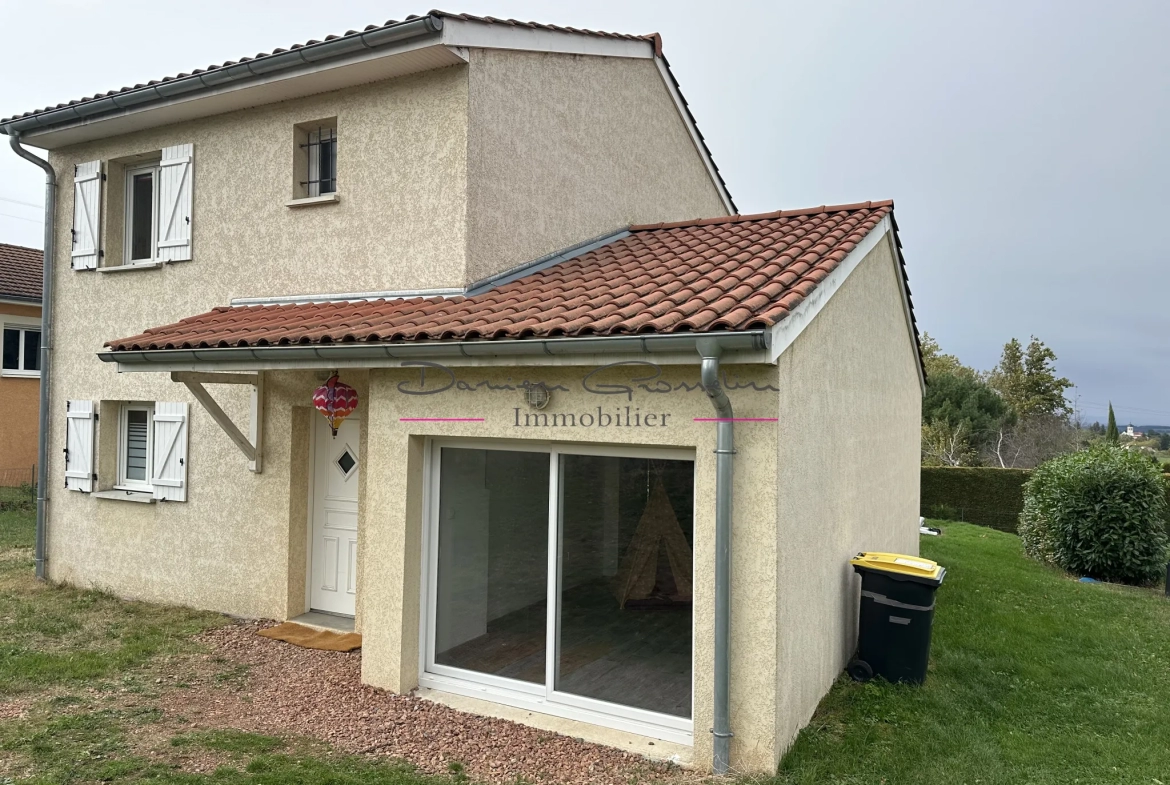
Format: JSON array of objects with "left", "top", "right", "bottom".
[{"left": 770, "top": 522, "right": 1170, "bottom": 785}]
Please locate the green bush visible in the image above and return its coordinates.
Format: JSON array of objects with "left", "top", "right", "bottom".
[{"left": 1019, "top": 445, "right": 1169, "bottom": 584}]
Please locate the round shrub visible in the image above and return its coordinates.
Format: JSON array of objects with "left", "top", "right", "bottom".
[{"left": 1019, "top": 445, "right": 1169, "bottom": 584}]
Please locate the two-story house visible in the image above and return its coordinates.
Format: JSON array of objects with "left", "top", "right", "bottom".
[{"left": 1, "top": 11, "right": 923, "bottom": 774}]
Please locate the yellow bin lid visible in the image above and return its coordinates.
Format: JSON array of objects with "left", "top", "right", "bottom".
[{"left": 850, "top": 552, "right": 944, "bottom": 583}]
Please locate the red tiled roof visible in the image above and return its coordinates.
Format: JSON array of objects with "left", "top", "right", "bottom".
[
  {"left": 0, "top": 243, "right": 43, "bottom": 302},
  {"left": 107, "top": 202, "right": 906, "bottom": 352},
  {"left": 1, "top": 11, "right": 653, "bottom": 124}
]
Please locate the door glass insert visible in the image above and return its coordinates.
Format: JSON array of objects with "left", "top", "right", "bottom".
[
  {"left": 335, "top": 446, "right": 357, "bottom": 479},
  {"left": 434, "top": 448, "right": 549, "bottom": 684},
  {"left": 556, "top": 455, "right": 694, "bottom": 717}
]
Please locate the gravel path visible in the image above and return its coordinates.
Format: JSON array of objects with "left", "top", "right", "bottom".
[{"left": 170, "top": 620, "right": 687, "bottom": 785}]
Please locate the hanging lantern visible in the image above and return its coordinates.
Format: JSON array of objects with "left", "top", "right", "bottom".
[{"left": 313, "top": 373, "right": 359, "bottom": 437}]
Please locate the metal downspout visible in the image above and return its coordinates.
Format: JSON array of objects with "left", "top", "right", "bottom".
[
  {"left": 9, "top": 133, "right": 56, "bottom": 581},
  {"left": 697, "top": 338, "right": 734, "bottom": 774}
]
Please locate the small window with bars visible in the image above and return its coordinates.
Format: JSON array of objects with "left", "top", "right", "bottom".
[{"left": 297, "top": 122, "right": 337, "bottom": 198}]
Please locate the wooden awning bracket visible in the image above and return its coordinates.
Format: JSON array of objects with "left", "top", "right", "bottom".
[{"left": 170, "top": 371, "right": 264, "bottom": 473}]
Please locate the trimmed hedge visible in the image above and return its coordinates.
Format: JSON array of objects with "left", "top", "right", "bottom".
[
  {"left": 922, "top": 466, "right": 1170, "bottom": 533},
  {"left": 921, "top": 467, "right": 1031, "bottom": 532}
]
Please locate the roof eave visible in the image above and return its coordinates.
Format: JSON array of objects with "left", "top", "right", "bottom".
[
  {"left": 98, "top": 330, "right": 773, "bottom": 373},
  {"left": 0, "top": 294, "right": 42, "bottom": 305},
  {"left": 0, "top": 14, "right": 449, "bottom": 147}
]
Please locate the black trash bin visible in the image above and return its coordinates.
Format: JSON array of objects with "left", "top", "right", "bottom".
[{"left": 848, "top": 552, "right": 945, "bottom": 685}]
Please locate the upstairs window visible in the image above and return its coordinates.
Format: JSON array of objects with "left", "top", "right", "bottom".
[
  {"left": 291, "top": 119, "right": 339, "bottom": 203},
  {"left": 307, "top": 127, "right": 338, "bottom": 196},
  {"left": 89, "top": 143, "right": 193, "bottom": 270},
  {"left": 1, "top": 326, "right": 40, "bottom": 376}
]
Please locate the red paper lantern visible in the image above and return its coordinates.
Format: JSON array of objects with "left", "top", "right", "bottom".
[{"left": 313, "top": 374, "right": 358, "bottom": 437}]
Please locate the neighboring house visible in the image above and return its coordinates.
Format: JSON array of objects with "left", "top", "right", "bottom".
[
  {"left": 0, "top": 12, "right": 923, "bottom": 774},
  {"left": 0, "top": 243, "right": 43, "bottom": 483}
]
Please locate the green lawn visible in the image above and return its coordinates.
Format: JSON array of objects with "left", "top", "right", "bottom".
[
  {"left": 6, "top": 505, "right": 1170, "bottom": 783},
  {"left": 771, "top": 522, "right": 1170, "bottom": 785},
  {"left": 0, "top": 505, "right": 459, "bottom": 784}
]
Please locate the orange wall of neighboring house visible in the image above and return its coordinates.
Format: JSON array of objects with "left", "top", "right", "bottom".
[{"left": 0, "top": 303, "right": 42, "bottom": 484}]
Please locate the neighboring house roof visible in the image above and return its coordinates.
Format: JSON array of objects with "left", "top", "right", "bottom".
[
  {"left": 106, "top": 201, "right": 914, "bottom": 352},
  {"left": 0, "top": 243, "right": 43, "bottom": 302}
]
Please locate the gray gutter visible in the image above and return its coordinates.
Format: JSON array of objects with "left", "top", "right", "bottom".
[
  {"left": 696, "top": 337, "right": 736, "bottom": 774},
  {"left": 8, "top": 133, "right": 56, "bottom": 581},
  {"left": 98, "top": 330, "right": 770, "bottom": 368},
  {"left": 0, "top": 15, "right": 443, "bottom": 136}
]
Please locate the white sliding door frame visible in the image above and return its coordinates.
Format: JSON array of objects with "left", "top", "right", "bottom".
[{"left": 419, "top": 437, "right": 696, "bottom": 745}]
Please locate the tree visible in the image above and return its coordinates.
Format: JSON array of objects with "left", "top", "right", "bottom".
[
  {"left": 985, "top": 414, "right": 1076, "bottom": 469},
  {"left": 923, "top": 370, "right": 1012, "bottom": 456},
  {"left": 921, "top": 420, "right": 978, "bottom": 467},
  {"left": 1106, "top": 403, "right": 1119, "bottom": 444},
  {"left": 988, "top": 336, "right": 1072, "bottom": 421},
  {"left": 1160, "top": 432, "right": 1170, "bottom": 451}
]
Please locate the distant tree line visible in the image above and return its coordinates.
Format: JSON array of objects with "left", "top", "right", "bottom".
[{"left": 920, "top": 334, "right": 1078, "bottom": 469}]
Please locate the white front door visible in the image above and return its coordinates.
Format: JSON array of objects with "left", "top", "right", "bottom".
[{"left": 310, "top": 416, "right": 361, "bottom": 616}]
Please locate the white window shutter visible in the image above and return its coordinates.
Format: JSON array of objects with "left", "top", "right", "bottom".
[
  {"left": 156, "top": 144, "right": 193, "bottom": 262},
  {"left": 151, "top": 402, "right": 188, "bottom": 501},
  {"left": 71, "top": 161, "right": 102, "bottom": 270},
  {"left": 64, "top": 400, "right": 95, "bottom": 492}
]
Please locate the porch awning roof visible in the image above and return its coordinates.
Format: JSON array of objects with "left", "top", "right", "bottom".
[{"left": 104, "top": 201, "right": 910, "bottom": 359}]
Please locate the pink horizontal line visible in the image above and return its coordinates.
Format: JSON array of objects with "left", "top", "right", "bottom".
[
  {"left": 693, "top": 417, "right": 779, "bottom": 422},
  {"left": 399, "top": 417, "right": 486, "bottom": 422}
]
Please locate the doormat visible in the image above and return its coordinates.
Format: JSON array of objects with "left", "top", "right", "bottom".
[{"left": 257, "top": 622, "right": 362, "bottom": 652}]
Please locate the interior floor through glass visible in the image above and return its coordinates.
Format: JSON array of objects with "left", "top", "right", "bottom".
[{"left": 436, "top": 579, "right": 691, "bottom": 717}]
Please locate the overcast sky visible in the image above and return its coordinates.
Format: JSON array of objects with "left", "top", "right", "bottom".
[{"left": 1, "top": 0, "right": 1166, "bottom": 423}]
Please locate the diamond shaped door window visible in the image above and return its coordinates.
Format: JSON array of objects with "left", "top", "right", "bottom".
[{"left": 334, "top": 445, "right": 358, "bottom": 480}]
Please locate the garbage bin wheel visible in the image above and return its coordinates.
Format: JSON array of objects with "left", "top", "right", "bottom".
[{"left": 847, "top": 658, "right": 873, "bottom": 682}]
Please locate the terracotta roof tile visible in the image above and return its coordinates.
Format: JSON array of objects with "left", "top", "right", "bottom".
[
  {"left": 0, "top": 243, "right": 43, "bottom": 302},
  {"left": 106, "top": 201, "right": 907, "bottom": 352}
]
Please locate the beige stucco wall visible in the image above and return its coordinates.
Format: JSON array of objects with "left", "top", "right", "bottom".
[
  {"left": 41, "top": 64, "right": 469, "bottom": 615},
  {"left": 50, "top": 64, "right": 470, "bottom": 299},
  {"left": 465, "top": 49, "right": 730, "bottom": 282},
  {"left": 0, "top": 303, "right": 41, "bottom": 475},
  {"left": 771, "top": 233, "right": 923, "bottom": 765}
]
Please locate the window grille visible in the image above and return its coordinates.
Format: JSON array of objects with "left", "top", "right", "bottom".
[{"left": 301, "top": 127, "right": 337, "bottom": 197}]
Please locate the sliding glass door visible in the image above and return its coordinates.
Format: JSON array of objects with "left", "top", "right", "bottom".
[{"left": 423, "top": 442, "right": 695, "bottom": 742}]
